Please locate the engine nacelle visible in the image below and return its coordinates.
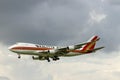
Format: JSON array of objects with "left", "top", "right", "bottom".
[
  {"left": 48, "top": 49, "right": 57, "bottom": 54},
  {"left": 32, "top": 56, "right": 46, "bottom": 60},
  {"left": 67, "top": 46, "right": 75, "bottom": 50}
]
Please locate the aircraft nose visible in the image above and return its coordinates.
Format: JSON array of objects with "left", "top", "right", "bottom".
[
  {"left": 8, "top": 46, "right": 14, "bottom": 51},
  {"left": 8, "top": 46, "right": 12, "bottom": 51}
]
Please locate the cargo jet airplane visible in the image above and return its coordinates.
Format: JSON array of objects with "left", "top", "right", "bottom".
[{"left": 8, "top": 36, "right": 104, "bottom": 62}]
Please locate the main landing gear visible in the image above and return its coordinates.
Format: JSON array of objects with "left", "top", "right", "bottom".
[
  {"left": 46, "top": 57, "right": 50, "bottom": 62},
  {"left": 53, "top": 58, "right": 60, "bottom": 61},
  {"left": 18, "top": 54, "right": 21, "bottom": 59},
  {"left": 52, "top": 56, "right": 60, "bottom": 61},
  {"left": 46, "top": 56, "right": 60, "bottom": 62}
]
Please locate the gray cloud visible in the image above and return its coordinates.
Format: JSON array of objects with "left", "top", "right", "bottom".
[
  {"left": 0, "top": 43, "right": 120, "bottom": 80},
  {"left": 2, "top": 1, "right": 120, "bottom": 80},
  {"left": 0, "top": 76, "right": 10, "bottom": 80},
  {"left": 0, "top": 0, "right": 120, "bottom": 52},
  {"left": 1, "top": 1, "right": 120, "bottom": 80},
  {"left": 0, "top": 0, "right": 46, "bottom": 14},
  {"left": 108, "top": 0, "right": 120, "bottom": 5},
  {"left": 0, "top": 0, "right": 90, "bottom": 45}
]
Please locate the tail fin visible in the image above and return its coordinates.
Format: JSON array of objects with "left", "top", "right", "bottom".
[{"left": 80, "top": 35, "right": 100, "bottom": 51}]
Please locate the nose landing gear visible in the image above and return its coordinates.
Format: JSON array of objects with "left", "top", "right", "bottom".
[{"left": 18, "top": 54, "right": 21, "bottom": 59}]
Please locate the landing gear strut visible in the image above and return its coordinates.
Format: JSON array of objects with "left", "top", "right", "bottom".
[
  {"left": 18, "top": 54, "right": 21, "bottom": 59},
  {"left": 46, "top": 57, "right": 50, "bottom": 62},
  {"left": 52, "top": 56, "right": 59, "bottom": 61}
]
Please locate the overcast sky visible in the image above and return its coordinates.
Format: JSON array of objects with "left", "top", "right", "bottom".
[{"left": 0, "top": 0, "right": 120, "bottom": 80}]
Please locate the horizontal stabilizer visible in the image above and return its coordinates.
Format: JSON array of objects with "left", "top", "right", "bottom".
[{"left": 92, "top": 46, "right": 104, "bottom": 52}]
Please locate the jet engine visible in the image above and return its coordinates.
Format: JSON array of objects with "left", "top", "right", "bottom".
[
  {"left": 48, "top": 49, "right": 57, "bottom": 54},
  {"left": 67, "top": 46, "right": 75, "bottom": 50},
  {"left": 32, "top": 56, "right": 46, "bottom": 60}
]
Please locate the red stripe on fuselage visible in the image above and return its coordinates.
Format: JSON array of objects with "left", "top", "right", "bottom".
[{"left": 11, "top": 46, "right": 53, "bottom": 50}]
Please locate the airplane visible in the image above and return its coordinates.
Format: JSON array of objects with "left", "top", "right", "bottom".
[{"left": 8, "top": 35, "right": 104, "bottom": 62}]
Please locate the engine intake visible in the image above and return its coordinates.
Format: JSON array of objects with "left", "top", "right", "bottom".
[
  {"left": 67, "top": 46, "right": 75, "bottom": 50},
  {"left": 48, "top": 49, "right": 57, "bottom": 54},
  {"left": 32, "top": 56, "right": 46, "bottom": 60}
]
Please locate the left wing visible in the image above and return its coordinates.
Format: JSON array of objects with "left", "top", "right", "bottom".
[
  {"left": 55, "top": 41, "right": 93, "bottom": 54},
  {"left": 84, "top": 46, "right": 104, "bottom": 53},
  {"left": 52, "top": 38, "right": 100, "bottom": 55}
]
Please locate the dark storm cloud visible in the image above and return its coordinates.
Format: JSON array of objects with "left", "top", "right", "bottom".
[
  {"left": 108, "top": 0, "right": 120, "bottom": 5},
  {"left": 98, "top": 0, "right": 120, "bottom": 52},
  {"left": 0, "top": 0, "right": 45, "bottom": 13},
  {"left": 0, "top": 0, "right": 120, "bottom": 52},
  {"left": 0, "top": 0, "right": 90, "bottom": 45},
  {"left": 1, "top": 1, "right": 120, "bottom": 80}
]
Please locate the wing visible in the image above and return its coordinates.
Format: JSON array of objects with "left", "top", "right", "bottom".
[
  {"left": 85, "top": 46, "right": 104, "bottom": 53},
  {"left": 56, "top": 42, "right": 93, "bottom": 54},
  {"left": 58, "top": 37, "right": 100, "bottom": 52}
]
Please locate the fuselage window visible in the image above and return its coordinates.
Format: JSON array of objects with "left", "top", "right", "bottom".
[{"left": 36, "top": 45, "right": 39, "bottom": 47}]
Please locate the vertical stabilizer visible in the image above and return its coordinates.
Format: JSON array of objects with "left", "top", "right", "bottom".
[{"left": 80, "top": 36, "right": 99, "bottom": 51}]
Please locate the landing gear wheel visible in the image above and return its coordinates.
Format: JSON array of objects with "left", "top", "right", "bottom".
[
  {"left": 32, "top": 56, "right": 35, "bottom": 59},
  {"left": 57, "top": 57, "right": 60, "bottom": 60},
  {"left": 53, "top": 58, "right": 57, "bottom": 61},
  {"left": 53, "top": 56, "right": 59, "bottom": 61},
  {"left": 18, "top": 55, "right": 21, "bottom": 59},
  {"left": 46, "top": 57, "right": 50, "bottom": 62},
  {"left": 47, "top": 59, "right": 50, "bottom": 62}
]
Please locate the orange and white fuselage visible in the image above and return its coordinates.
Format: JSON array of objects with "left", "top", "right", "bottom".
[{"left": 8, "top": 36, "right": 104, "bottom": 62}]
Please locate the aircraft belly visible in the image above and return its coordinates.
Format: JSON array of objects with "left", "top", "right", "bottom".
[
  {"left": 64, "top": 52, "right": 81, "bottom": 57},
  {"left": 12, "top": 50, "right": 83, "bottom": 57},
  {"left": 12, "top": 50, "right": 41, "bottom": 55},
  {"left": 13, "top": 50, "right": 55, "bottom": 57}
]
